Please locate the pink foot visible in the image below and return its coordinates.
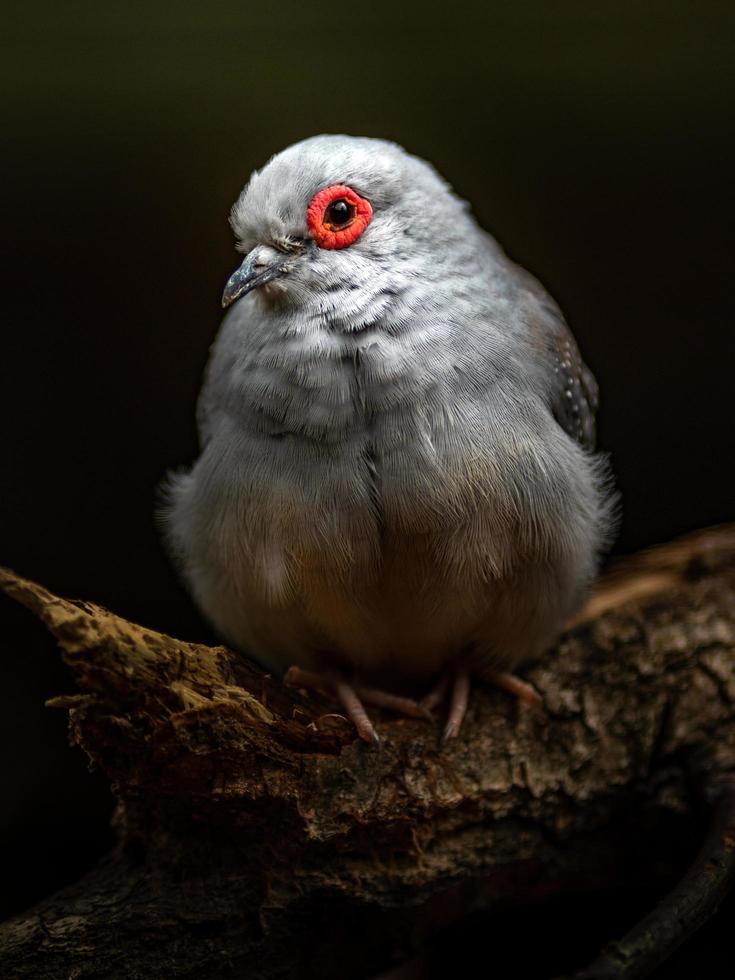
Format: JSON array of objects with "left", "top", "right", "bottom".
[
  {"left": 484, "top": 669, "right": 542, "bottom": 706},
  {"left": 442, "top": 669, "right": 471, "bottom": 743},
  {"left": 421, "top": 666, "right": 541, "bottom": 744},
  {"left": 284, "top": 666, "right": 431, "bottom": 745}
]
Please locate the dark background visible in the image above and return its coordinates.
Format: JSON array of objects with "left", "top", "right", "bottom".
[{"left": 1, "top": 2, "right": 734, "bottom": 976}]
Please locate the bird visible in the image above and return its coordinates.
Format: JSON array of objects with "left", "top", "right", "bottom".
[{"left": 161, "top": 134, "right": 616, "bottom": 745}]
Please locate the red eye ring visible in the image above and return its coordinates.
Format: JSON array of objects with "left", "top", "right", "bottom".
[{"left": 306, "top": 184, "right": 373, "bottom": 250}]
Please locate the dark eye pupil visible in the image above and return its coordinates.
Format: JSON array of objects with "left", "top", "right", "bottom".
[{"left": 325, "top": 199, "right": 353, "bottom": 227}]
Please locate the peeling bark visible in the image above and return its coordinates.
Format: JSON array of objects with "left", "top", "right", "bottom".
[{"left": 1, "top": 526, "right": 735, "bottom": 979}]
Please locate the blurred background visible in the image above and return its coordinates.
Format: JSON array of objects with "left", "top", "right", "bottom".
[{"left": 1, "top": 1, "right": 734, "bottom": 975}]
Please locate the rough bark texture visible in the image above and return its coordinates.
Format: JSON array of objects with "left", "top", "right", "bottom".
[{"left": 2, "top": 526, "right": 735, "bottom": 979}]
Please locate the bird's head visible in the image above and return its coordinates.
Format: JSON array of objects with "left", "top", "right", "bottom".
[{"left": 222, "top": 135, "right": 474, "bottom": 331}]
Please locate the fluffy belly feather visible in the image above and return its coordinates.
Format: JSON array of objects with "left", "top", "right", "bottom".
[
  {"left": 199, "top": 538, "right": 489, "bottom": 680},
  {"left": 181, "top": 466, "right": 582, "bottom": 684}
]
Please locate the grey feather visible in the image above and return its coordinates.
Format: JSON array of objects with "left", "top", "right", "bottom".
[{"left": 161, "top": 135, "right": 617, "bottom": 683}]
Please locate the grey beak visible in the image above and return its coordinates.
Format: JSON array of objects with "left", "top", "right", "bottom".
[{"left": 221, "top": 250, "right": 289, "bottom": 309}]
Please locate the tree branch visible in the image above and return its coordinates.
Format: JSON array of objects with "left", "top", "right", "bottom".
[
  {"left": 2, "top": 525, "right": 735, "bottom": 978},
  {"left": 559, "top": 784, "right": 735, "bottom": 979}
]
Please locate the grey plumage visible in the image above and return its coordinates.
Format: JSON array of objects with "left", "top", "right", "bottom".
[{"left": 162, "top": 134, "right": 616, "bottom": 697}]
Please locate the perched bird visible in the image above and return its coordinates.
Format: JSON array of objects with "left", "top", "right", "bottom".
[{"left": 162, "top": 135, "right": 615, "bottom": 744}]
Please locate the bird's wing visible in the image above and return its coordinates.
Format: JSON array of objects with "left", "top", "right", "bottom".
[
  {"left": 532, "top": 295, "right": 599, "bottom": 452},
  {"left": 485, "top": 237, "right": 599, "bottom": 452}
]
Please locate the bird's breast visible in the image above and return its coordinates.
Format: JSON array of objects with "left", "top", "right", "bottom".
[
  {"left": 236, "top": 322, "right": 448, "bottom": 447},
  {"left": 228, "top": 317, "right": 542, "bottom": 572}
]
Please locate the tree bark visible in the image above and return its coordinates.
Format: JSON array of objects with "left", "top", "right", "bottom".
[{"left": 2, "top": 526, "right": 735, "bottom": 979}]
